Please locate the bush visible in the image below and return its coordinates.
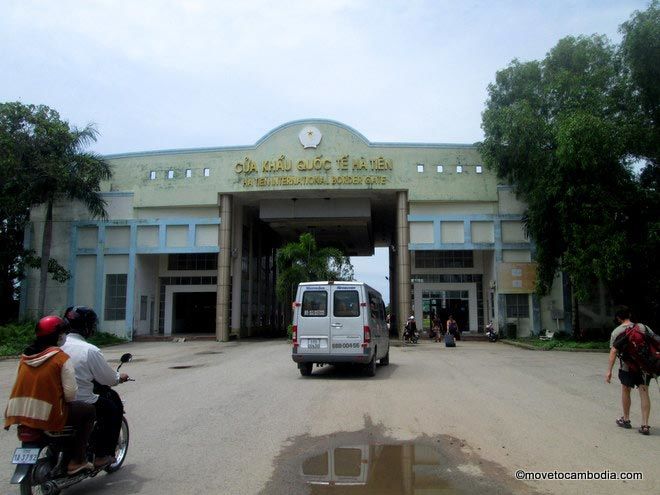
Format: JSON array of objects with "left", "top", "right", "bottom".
[
  {"left": 287, "top": 324, "right": 293, "bottom": 340},
  {"left": 576, "top": 326, "right": 611, "bottom": 342},
  {"left": 0, "top": 321, "right": 35, "bottom": 356},
  {"left": 0, "top": 322, "right": 126, "bottom": 356},
  {"left": 515, "top": 337, "right": 609, "bottom": 350},
  {"left": 88, "top": 331, "right": 126, "bottom": 347}
]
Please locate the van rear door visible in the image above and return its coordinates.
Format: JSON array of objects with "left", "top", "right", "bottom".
[
  {"left": 297, "top": 285, "right": 330, "bottom": 353},
  {"left": 330, "top": 286, "right": 364, "bottom": 355}
]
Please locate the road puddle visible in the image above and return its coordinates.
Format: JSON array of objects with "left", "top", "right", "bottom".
[{"left": 261, "top": 420, "right": 535, "bottom": 495}]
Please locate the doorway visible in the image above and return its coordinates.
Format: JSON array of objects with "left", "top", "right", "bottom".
[
  {"left": 173, "top": 292, "right": 216, "bottom": 333},
  {"left": 164, "top": 284, "right": 217, "bottom": 335},
  {"left": 422, "top": 290, "right": 470, "bottom": 333}
]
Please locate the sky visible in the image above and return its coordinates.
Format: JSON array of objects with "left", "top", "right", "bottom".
[{"left": 1, "top": 0, "right": 650, "bottom": 303}]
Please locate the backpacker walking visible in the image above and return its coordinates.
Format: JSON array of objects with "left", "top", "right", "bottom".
[{"left": 605, "top": 306, "right": 659, "bottom": 435}]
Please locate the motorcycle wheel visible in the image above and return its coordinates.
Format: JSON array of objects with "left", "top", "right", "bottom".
[
  {"left": 20, "top": 468, "right": 59, "bottom": 495},
  {"left": 20, "top": 449, "right": 59, "bottom": 495},
  {"left": 105, "top": 417, "right": 129, "bottom": 473}
]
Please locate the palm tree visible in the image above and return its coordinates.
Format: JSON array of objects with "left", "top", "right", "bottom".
[
  {"left": 12, "top": 104, "right": 112, "bottom": 315},
  {"left": 276, "top": 233, "right": 354, "bottom": 307}
]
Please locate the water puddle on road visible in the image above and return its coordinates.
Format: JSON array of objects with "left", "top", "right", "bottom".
[{"left": 261, "top": 421, "right": 536, "bottom": 495}]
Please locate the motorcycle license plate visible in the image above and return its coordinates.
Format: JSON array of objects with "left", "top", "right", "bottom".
[{"left": 12, "top": 448, "right": 39, "bottom": 464}]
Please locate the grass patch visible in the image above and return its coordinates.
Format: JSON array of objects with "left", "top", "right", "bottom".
[
  {"left": 88, "top": 331, "right": 127, "bottom": 347},
  {"left": 0, "top": 321, "right": 126, "bottom": 356},
  {"left": 0, "top": 321, "right": 34, "bottom": 356},
  {"left": 513, "top": 337, "right": 609, "bottom": 350}
]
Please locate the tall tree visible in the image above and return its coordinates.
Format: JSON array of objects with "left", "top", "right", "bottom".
[
  {"left": 275, "top": 233, "right": 354, "bottom": 307},
  {"left": 480, "top": 2, "right": 660, "bottom": 330},
  {"left": 0, "top": 102, "right": 111, "bottom": 317},
  {"left": 618, "top": 0, "right": 660, "bottom": 327}
]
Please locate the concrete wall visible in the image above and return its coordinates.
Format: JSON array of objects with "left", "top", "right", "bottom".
[
  {"left": 74, "top": 256, "right": 96, "bottom": 309},
  {"left": 135, "top": 255, "right": 159, "bottom": 336}
]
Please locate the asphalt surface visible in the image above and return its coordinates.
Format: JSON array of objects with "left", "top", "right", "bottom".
[{"left": 0, "top": 339, "right": 658, "bottom": 494}]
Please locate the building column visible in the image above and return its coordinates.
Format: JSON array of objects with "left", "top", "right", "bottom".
[
  {"left": 388, "top": 244, "right": 397, "bottom": 336},
  {"left": 532, "top": 294, "right": 541, "bottom": 336},
  {"left": 216, "top": 194, "right": 232, "bottom": 342},
  {"left": 246, "top": 219, "right": 254, "bottom": 337},
  {"left": 396, "top": 191, "right": 410, "bottom": 339},
  {"left": 125, "top": 224, "right": 137, "bottom": 341},
  {"left": 230, "top": 204, "right": 244, "bottom": 335}
]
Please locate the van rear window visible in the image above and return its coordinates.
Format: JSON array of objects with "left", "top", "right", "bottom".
[
  {"left": 334, "top": 290, "right": 360, "bottom": 317},
  {"left": 302, "top": 291, "right": 328, "bottom": 317}
]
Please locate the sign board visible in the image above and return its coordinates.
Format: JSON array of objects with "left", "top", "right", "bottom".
[{"left": 497, "top": 262, "right": 537, "bottom": 294}]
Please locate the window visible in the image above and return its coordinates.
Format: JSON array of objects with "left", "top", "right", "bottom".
[
  {"left": 185, "top": 169, "right": 192, "bottom": 178},
  {"left": 334, "top": 290, "right": 360, "bottom": 317},
  {"left": 368, "top": 293, "right": 380, "bottom": 319},
  {"left": 476, "top": 165, "right": 483, "bottom": 174},
  {"left": 204, "top": 168, "right": 210, "bottom": 177},
  {"left": 334, "top": 448, "right": 362, "bottom": 476},
  {"left": 436, "top": 165, "right": 443, "bottom": 173},
  {"left": 167, "top": 170, "right": 174, "bottom": 179},
  {"left": 140, "top": 295, "right": 148, "bottom": 320},
  {"left": 456, "top": 165, "right": 463, "bottom": 173},
  {"left": 416, "top": 164, "right": 424, "bottom": 173},
  {"left": 168, "top": 253, "right": 218, "bottom": 271},
  {"left": 149, "top": 171, "right": 156, "bottom": 180},
  {"left": 302, "top": 290, "right": 327, "bottom": 317},
  {"left": 505, "top": 294, "right": 529, "bottom": 318},
  {"left": 414, "top": 250, "right": 474, "bottom": 269},
  {"left": 105, "top": 274, "right": 127, "bottom": 321}
]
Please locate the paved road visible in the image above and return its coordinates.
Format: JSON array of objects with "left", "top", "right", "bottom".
[{"left": 1, "top": 340, "right": 657, "bottom": 494}]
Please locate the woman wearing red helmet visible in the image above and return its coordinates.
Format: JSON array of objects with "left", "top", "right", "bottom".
[{"left": 4, "top": 316, "right": 95, "bottom": 475}]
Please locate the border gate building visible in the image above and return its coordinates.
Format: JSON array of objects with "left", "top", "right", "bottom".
[{"left": 21, "top": 120, "right": 570, "bottom": 340}]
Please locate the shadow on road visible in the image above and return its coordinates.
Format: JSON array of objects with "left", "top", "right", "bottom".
[{"left": 300, "top": 363, "right": 399, "bottom": 380}]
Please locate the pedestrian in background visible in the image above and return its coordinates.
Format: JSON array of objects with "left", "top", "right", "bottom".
[{"left": 447, "top": 315, "right": 459, "bottom": 341}]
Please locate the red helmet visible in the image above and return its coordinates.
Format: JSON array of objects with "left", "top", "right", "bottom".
[{"left": 35, "top": 316, "right": 69, "bottom": 338}]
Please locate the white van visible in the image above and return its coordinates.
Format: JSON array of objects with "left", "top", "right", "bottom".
[{"left": 291, "top": 281, "right": 390, "bottom": 377}]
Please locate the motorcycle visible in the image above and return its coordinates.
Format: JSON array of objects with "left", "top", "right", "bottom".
[
  {"left": 403, "top": 326, "right": 419, "bottom": 344},
  {"left": 486, "top": 322, "right": 499, "bottom": 342},
  {"left": 10, "top": 353, "right": 133, "bottom": 495}
]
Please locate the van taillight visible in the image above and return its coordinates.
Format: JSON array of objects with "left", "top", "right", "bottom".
[
  {"left": 292, "top": 325, "right": 298, "bottom": 348},
  {"left": 17, "top": 425, "right": 42, "bottom": 442},
  {"left": 362, "top": 326, "right": 371, "bottom": 347}
]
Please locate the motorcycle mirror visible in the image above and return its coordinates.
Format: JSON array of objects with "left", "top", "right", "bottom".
[{"left": 120, "top": 353, "right": 132, "bottom": 363}]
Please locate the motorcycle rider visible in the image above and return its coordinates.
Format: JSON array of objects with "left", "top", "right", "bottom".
[
  {"left": 61, "top": 307, "right": 129, "bottom": 468},
  {"left": 404, "top": 316, "right": 418, "bottom": 343},
  {"left": 4, "top": 316, "right": 95, "bottom": 475},
  {"left": 486, "top": 321, "right": 498, "bottom": 342}
]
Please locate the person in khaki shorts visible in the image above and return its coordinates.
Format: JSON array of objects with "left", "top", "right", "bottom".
[{"left": 605, "top": 306, "right": 656, "bottom": 435}]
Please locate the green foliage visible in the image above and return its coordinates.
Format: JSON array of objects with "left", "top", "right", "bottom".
[
  {"left": 620, "top": 0, "right": 660, "bottom": 135},
  {"left": 514, "top": 337, "right": 609, "bottom": 351},
  {"left": 0, "top": 321, "right": 34, "bottom": 356},
  {"left": 275, "top": 233, "right": 354, "bottom": 304},
  {"left": 480, "top": 4, "right": 660, "bottom": 328},
  {"left": 0, "top": 102, "right": 111, "bottom": 316},
  {"left": 0, "top": 321, "right": 126, "bottom": 356},
  {"left": 87, "top": 331, "right": 127, "bottom": 347}
]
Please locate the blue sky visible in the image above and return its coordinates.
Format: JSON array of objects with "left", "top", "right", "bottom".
[{"left": 1, "top": 0, "right": 650, "bottom": 303}]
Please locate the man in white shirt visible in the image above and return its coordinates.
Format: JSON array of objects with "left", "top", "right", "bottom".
[{"left": 61, "top": 306, "right": 129, "bottom": 467}]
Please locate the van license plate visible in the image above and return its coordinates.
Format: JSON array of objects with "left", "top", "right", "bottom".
[
  {"left": 12, "top": 448, "right": 39, "bottom": 464},
  {"left": 308, "top": 339, "right": 320, "bottom": 349}
]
